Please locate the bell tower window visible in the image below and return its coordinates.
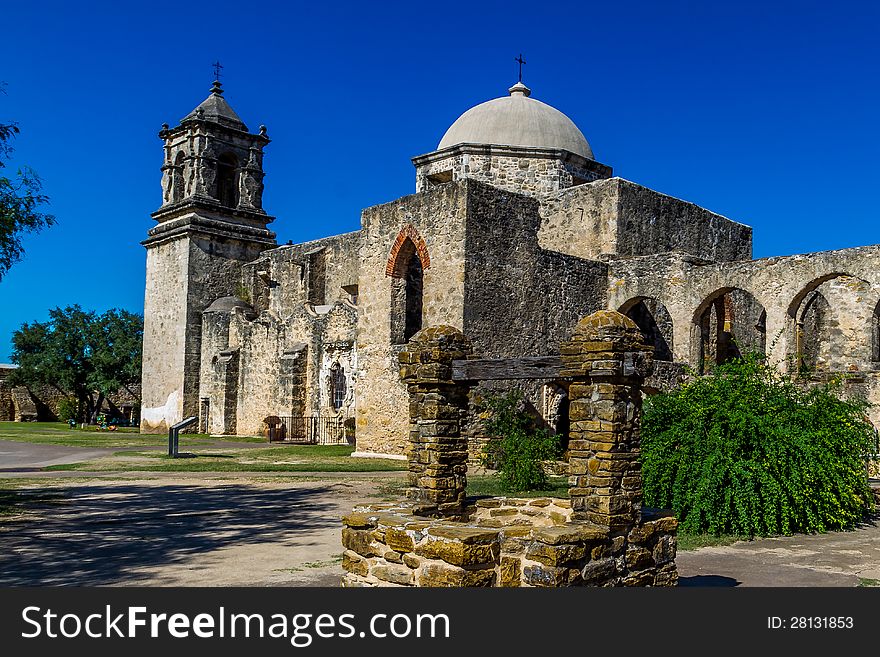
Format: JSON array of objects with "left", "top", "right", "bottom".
[{"left": 216, "top": 153, "right": 239, "bottom": 207}]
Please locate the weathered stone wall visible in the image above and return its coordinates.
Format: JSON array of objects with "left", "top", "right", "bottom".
[
  {"left": 0, "top": 366, "right": 15, "bottom": 421},
  {"left": 141, "top": 237, "right": 190, "bottom": 432},
  {"left": 199, "top": 294, "right": 358, "bottom": 437},
  {"left": 141, "top": 230, "right": 270, "bottom": 433},
  {"left": 539, "top": 178, "right": 753, "bottom": 263},
  {"left": 606, "top": 246, "right": 880, "bottom": 372},
  {"left": 341, "top": 502, "right": 677, "bottom": 587},
  {"left": 242, "top": 231, "right": 361, "bottom": 315},
  {"left": 606, "top": 246, "right": 880, "bottom": 428},
  {"left": 356, "top": 183, "right": 469, "bottom": 456},
  {"left": 414, "top": 146, "right": 611, "bottom": 197}
]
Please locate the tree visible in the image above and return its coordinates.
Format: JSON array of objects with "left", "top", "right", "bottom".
[
  {"left": 641, "top": 354, "right": 876, "bottom": 537},
  {"left": 1, "top": 83, "right": 55, "bottom": 280},
  {"left": 9, "top": 306, "right": 143, "bottom": 423}
]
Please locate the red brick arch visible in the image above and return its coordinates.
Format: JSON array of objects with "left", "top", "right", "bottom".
[{"left": 385, "top": 224, "right": 431, "bottom": 277}]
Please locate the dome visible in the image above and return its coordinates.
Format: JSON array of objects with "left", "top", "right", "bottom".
[
  {"left": 437, "top": 82, "right": 594, "bottom": 160},
  {"left": 204, "top": 296, "right": 254, "bottom": 314}
]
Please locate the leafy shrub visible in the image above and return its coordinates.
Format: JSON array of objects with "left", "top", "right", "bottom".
[
  {"left": 641, "top": 354, "right": 876, "bottom": 536},
  {"left": 56, "top": 397, "right": 78, "bottom": 423},
  {"left": 480, "top": 391, "right": 562, "bottom": 492}
]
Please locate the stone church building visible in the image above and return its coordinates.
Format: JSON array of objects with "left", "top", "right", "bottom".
[{"left": 140, "top": 77, "right": 880, "bottom": 457}]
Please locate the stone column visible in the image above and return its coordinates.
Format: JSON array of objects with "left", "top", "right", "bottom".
[
  {"left": 399, "top": 326, "right": 474, "bottom": 518},
  {"left": 560, "top": 311, "right": 653, "bottom": 530}
]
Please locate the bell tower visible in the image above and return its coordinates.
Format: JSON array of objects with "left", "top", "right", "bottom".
[{"left": 140, "top": 78, "right": 276, "bottom": 433}]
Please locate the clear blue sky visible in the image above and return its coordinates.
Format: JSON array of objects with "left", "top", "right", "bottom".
[{"left": 1, "top": 0, "right": 878, "bottom": 362}]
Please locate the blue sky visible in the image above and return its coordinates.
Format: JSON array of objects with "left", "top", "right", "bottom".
[{"left": 0, "top": 0, "right": 878, "bottom": 362}]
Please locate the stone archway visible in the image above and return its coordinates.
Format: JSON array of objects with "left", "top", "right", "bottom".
[
  {"left": 619, "top": 296, "right": 674, "bottom": 361},
  {"left": 692, "top": 287, "right": 766, "bottom": 374}
]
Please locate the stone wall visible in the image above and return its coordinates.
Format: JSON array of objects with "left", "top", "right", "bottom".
[
  {"left": 0, "top": 366, "right": 15, "bottom": 421},
  {"left": 413, "top": 145, "right": 612, "bottom": 197},
  {"left": 356, "top": 183, "right": 470, "bottom": 456},
  {"left": 341, "top": 502, "right": 677, "bottom": 587},
  {"left": 141, "top": 229, "right": 270, "bottom": 433},
  {"left": 539, "top": 178, "right": 753, "bottom": 263}
]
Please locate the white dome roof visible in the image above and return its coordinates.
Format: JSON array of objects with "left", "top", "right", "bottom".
[{"left": 438, "top": 82, "right": 594, "bottom": 160}]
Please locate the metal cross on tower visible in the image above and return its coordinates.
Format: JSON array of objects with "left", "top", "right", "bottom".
[
  {"left": 515, "top": 54, "right": 526, "bottom": 82},
  {"left": 212, "top": 61, "right": 224, "bottom": 81}
]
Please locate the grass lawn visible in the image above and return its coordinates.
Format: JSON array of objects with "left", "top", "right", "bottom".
[
  {"left": 45, "top": 443, "right": 406, "bottom": 473},
  {"left": 466, "top": 475, "right": 569, "bottom": 499},
  {"left": 0, "top": 421, "right": 264, "bottom": 449}
]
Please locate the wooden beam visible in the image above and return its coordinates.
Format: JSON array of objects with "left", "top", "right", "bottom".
[{"left": 452, "top": 356, "right": 562, "bottom": 381}]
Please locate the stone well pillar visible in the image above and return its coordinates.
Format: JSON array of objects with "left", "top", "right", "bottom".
[
  {"left": 399, "top": 326, "right": 475, "bottom": 518},
  {"left": 560, "top": 310, "right": 654, "bottom": 530}
]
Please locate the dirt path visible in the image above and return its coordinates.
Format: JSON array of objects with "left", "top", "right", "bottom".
[{"left": 0, "top": 474, "right": 403, "bottom": 586}]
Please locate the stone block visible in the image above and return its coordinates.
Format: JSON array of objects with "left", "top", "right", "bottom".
[
  {"left": 654, "top": 563, "right": 679, "bottom": 587},
  {"left": 342, "top": 527, "right": 380, "bottom": 557},
  {"left": 499, "top": 557, "right": 521, "bottom": 587},
  {"left": 625, "top": 546, "right": 654, "bottom": 570},
  {"left": 522, "top": 564, "right": 578, "bottom": 587},
  {"left": 525, "top": 542, "right": 587, "bottom": 566},
  {"left": 341, "top": 512, "right": 377, "bottom": 529},
  {"left": 342, "top": 550, "right": 369, "bottom": 577},
  {"left": 371, "top": 563, "right": 415, "bottom": 586},
  {"left": 417, "top": 562, "right": 495, "bottom": 587},
  {"left": 402, "top": 553, "right": 423, "bottom": 569},
  {"left": 622, "top": 569, "right": 655, "bottom": 587},
  {"left": 581, "top": 557, "right": 617, "bottom": 584},
  {"left": 385, "top": 527, "right": 416, "bottom": 553},
  {"left": 531, "top": 524, "right": 607, "bottom": 545},
  {"left": 653, "top": 534, "right": 677, "bottom": 565}
]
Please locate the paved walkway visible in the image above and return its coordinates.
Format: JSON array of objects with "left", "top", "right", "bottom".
[
  {"left": 0, "top": 440, "right": 116, "bottom": 471},
  {"left": 677, "top": 516, "right": 880, "bottom": 586},
  {"left": 0, "top": 476, "right": 381, "bottom": 586}
]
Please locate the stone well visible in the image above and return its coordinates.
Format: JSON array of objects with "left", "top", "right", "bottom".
[{"left": 341, "top": 312, "right": 679, "bottom": 587}]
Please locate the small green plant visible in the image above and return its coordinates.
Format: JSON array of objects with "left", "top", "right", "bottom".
[
  {"left": 642, "top": 353, "right": 876, "bottom": 537},
  {"left": 56, "top": 397, "right": 79, "bottom": 423},
  {"left": 235, "top": 283, "right": 251, "bottom": 304},
  {"left": 479, "top": 391, "right": 562, "bottom": 493}
]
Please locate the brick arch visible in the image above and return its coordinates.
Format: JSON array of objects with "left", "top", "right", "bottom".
[{"left": 385, "top": 224, "right": 431, "bottom": 277}]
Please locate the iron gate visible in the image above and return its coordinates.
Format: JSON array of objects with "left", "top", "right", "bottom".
[{"left": 267, "top": 416, "right": 350, "bottom": 445}]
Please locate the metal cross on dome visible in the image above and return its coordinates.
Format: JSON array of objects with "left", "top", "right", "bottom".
[
  {"left": 212, "top": 61, "right": 224, "bottom": 81},
  {"left": 515, "top": 54, "right": 526, "bottom": 82}
]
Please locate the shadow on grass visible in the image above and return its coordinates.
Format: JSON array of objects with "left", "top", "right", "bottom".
[{"left": 0, "top": 482, "right": 337, "bottom": 585}]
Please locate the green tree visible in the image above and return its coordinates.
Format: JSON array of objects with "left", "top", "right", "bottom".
[
  {"left": 1, "top": 84, "right": 55, "bottom": 280},
  {"left": 9, "top": 306, "right": 143, "bottom": 423},
  {"left": 641, "top": 354, "right": 876, "bottom": 537}
]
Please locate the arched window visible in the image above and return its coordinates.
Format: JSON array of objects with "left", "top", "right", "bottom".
[
  {"left": 403, "top": 251, "right": 423, "bottom": 341},
  {"left": 330, "top": 363, "right": 346, "bottom": 410},
  {"left": 389, "top": 237, "right": 425, "bottom": 344},
  {"left": 216, "top": 153, "right": 239, "bottom": 207}
]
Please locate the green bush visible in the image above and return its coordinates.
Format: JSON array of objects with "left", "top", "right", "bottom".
[
  {"left": 56, "top": 397, "right": 79, "bottom": 423},
  {"left": 480, "top": 391, "right": 562, "bottom": 492},
  {"left": 641, "top": 354, "right": 876, "bottom": 537}
]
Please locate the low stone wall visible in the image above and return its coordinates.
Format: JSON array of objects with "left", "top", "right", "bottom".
[{"left": 341, "top": 500, "right": 678, "bottom": 587}]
